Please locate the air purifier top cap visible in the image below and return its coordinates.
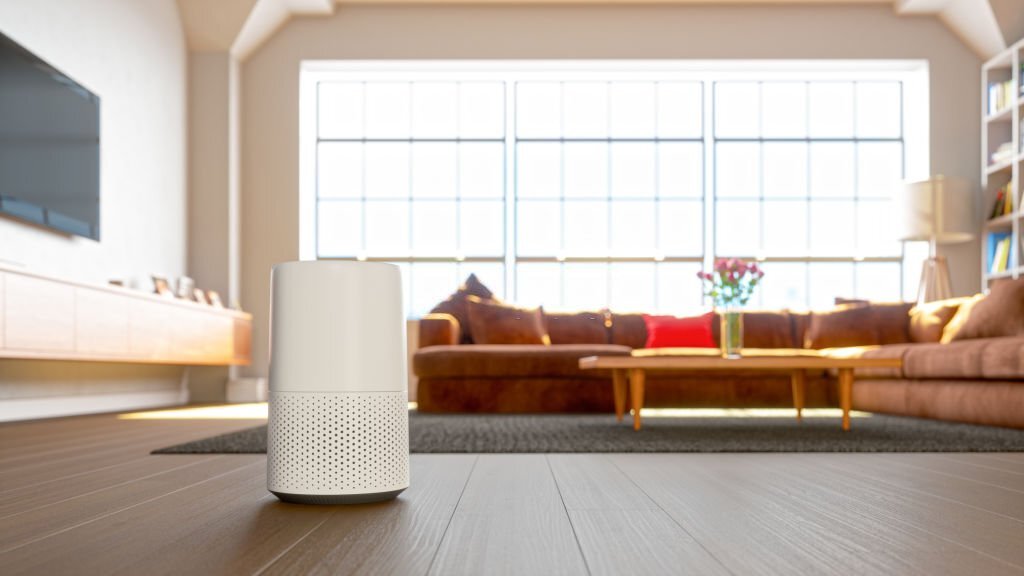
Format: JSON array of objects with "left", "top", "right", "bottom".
[{"left": 269, "top": 261, "right": 406, "bottom": 394}]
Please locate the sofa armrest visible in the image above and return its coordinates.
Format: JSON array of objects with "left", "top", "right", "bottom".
[{"left": 419, "top": 313, "right": 461, "bottom": 348}]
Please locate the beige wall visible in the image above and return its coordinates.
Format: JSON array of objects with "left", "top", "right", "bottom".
[
  {"left": 241, "top": 4, "right": 982, "bottom": 378},
  {"left": 188, "top": 52, "right": 232, "bottom": 299},
  {"left": 0, "top": 0, "right": 190, "bottom": 415}
]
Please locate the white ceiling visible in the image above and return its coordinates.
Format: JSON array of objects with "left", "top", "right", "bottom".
[{"left": 176, "top": 0, "right": 1017, "bottom": 61}]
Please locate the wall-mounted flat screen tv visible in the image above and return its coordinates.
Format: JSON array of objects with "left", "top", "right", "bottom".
[{"left": 0, "top": 31, "right": 100, "bottom": 240}]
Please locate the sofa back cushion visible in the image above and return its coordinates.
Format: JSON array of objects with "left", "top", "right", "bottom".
[
  {"left": 805, "top": 302, "right": 912, "bottom": 349},
  {"left": 609, "top": 313, "right": 648, "bottom": 348},
  {"left": 909, "top": 297, "right": 971, "bottom": 343},
  {"left": 429, "top": 274, "right": 495, "bottom": 344},
  {"left": 466, "top": 297, "right": 551, "bottom": 345},
  {"left": 947, "top": 278, "right": 1024, "bottom": 342},
  {"left": 711, "top": 311, "right": 798, "bottom": 349},
  {"left": 545, "top": 310, "right": 610, "bottom": 345}
]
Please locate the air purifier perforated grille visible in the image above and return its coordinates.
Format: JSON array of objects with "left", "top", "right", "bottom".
[{"left": 267, "top": 390, "right": 409, "bottom": 494}]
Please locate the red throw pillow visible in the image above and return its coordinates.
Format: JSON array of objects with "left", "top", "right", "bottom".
[{"left": 643, "top": 313, "right": 716, "bottom": 348}]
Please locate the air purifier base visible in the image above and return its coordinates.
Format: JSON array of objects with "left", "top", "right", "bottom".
[{"left": 271, "top": 488, "right": 406, "bottom": 505}]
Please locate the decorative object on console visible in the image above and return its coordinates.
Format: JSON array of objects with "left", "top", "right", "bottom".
[
  {"left": 207, "top": 290, "right": 224, "bottom": 308},
  {"left": 697, "top": 258, "right": 764, "bottom": 358},
  {"left": 465, "top": 296, "right": 551, "bottom": 345},
  {"left": 192, "top": 288, "right": 208, "bottom": 304},
  {"left": 267, "top": 260, "right": 409, "bottom": 505},
  {"left": 897, "top": 176, "right": 975, "bottom": 305},
  {"left": 175, "top": 276, "right": 195, "bottom": 300},
  {"left": 642, "top": 313, "right": 716, "bottom": 348},
  {"left": 151, "top": 275, "right": 173, "bottom": 298}
]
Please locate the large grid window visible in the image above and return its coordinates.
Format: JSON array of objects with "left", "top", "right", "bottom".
[
  {"left": 514, "top": 81, "right": 704, "bottom": 313},
  {"left": 306, "top": 65, "right": 924, "bottom": 317},
  {"left": 314, "top": 81, "right": 508, "bottom": 313},
  {"left": 713, "top": 81, "right": 907, "bottom": 310}
]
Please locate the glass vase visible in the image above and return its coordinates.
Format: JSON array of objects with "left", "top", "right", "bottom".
[{"left": 719, "top": 309, "right": 743, "bottom": 359}]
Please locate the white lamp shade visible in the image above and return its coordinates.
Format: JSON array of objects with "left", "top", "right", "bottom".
[{"left": 898, "top": 176, "right": 975, "bottom": 244}]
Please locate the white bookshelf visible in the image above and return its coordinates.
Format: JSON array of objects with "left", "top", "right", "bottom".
[{"left": 982, "top": 38, "right": 1024, "bottom": 287}]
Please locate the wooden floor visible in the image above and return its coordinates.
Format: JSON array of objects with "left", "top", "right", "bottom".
[{"left": 1, "top": 411, "right": 1023, "bottom": 576}]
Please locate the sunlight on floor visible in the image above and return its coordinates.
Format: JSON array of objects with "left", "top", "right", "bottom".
[
  {"left": 119, "top": 403, "right": 867, "bottom": 420},
  {"left": 640, "top": 408, "right": 872, "bottom": 419},
  {"left": 118, "top": 402, "right": 421, "bottom": 420}
]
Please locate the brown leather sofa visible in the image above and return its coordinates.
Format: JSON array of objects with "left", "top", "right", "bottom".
[{"left": 413, "top": 304, "right": 1024, "bottom": 429}]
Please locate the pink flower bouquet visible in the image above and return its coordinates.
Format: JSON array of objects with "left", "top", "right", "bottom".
[{"left": 696, "top": 258, "right": 765, "bottom": 308}]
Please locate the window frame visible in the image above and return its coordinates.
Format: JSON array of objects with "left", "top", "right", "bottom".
[{"left": 300, "top": 60, "right": 930, "bottom": 316}]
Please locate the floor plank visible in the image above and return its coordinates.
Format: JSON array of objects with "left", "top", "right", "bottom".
[
  {"left": 0, "top": 456, "right": 261, "bottom": 553},
  {"left": 876, "top": 453, "right": 1024, "bottom": 493},
  {"left": 1, "top": 410, "right": 1023, "bottom": 576},
  {"left": 260, "top": 454, "right": 477, "bottom": 576},
  {"left": 549, "top": 454, "right": 730, "bottom": 576},
  {"left": 0, "top": 458, "right": 334, "bottom": 575},
  {"left": 814, "top": 454, "right": 1024, "bottom": 522},
  {"left": 755, "top": 454, "right": 1024, "bottom": 571},
  {"left": 936, "top": 453, "right": 1024, "bottom": 475},
  {"left": 0, "top": 453, "right": 215, "bottom": 519},
  {"left": 428, "top": 454, "right": 589, "bottom": 576},
  {"left": 0, "top": 420, "right": 257, "bottom": 492},
  {"left": 611, "top": 454, "right": 1022, "bottom": 576}
]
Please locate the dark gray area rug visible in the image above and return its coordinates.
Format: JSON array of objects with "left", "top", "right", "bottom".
[{"left": 153, "top": 412, "right": 1024, "bottom": 453}]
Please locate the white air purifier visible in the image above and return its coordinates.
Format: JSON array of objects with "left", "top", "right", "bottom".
[{"left": 267, "top": 261, "right": 409, "bottom": 504}]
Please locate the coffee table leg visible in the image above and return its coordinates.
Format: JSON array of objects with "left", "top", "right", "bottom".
[
  {"left": 612, "top": 369, "right": 627, "bottom": 423},
  {"left": 629, "top": 368, "right": 646, "bottom": 431},
  {"left": 838, "top": 368, "right": 853, "bottom": 431},
  {"left": 790, "top": 370, "right": 806, "bottom": 423}
]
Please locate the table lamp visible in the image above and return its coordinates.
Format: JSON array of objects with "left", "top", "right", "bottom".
[{"left": 898, "top": 176, "right": 975, "bottom": 305}]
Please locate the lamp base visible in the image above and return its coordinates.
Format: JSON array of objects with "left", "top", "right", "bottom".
[{"left": 916, "top": 256, "right": 953, "bottom": 306}]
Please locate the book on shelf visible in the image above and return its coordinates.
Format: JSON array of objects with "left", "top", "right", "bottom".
[
  {"left": 991, "top": 142, "right": 1015, "bottom": 164},
  {"left": 988, "top": 79, "right": 1016, "bottom": 115},
  {"left": 990, "top": 182, "right": 1015, "bottom": 219},
  {"left": 988, "top": 232, "right": 1012, "bottom": 274}
]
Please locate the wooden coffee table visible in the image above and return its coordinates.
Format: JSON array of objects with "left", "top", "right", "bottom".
[{"left": 579, "top": 348, "right": 902, "bottom": 431}]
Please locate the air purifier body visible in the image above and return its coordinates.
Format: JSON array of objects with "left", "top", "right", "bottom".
[{"left": 267, "top": 261, "right": 410, "bottom": 504}]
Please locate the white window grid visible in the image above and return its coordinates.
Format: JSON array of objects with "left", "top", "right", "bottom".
[{"left": 301, "top": 62, "right": 929, "bottom": 317}]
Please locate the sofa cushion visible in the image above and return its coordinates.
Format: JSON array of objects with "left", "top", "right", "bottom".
[
  {"left": 940, "top": 294, "right": 984, "bottom": 343},
  {"left": 903, "top": 337, "right": 1024, "bottom": 380},
  {"left": 413, "top": 344, "right": 632, "bottom": 379},
  {"left": 644, "top": 313, "right": 716, "bottom": 348},
  {"left": 545, "top": 310, "right": 609, "bottom": 345},
  {"left": 466, "top": 297, "right": 550, "bottom": 345},
  {"left": 429, "top": 274, "right": 496, "bottom": 344},
  {"left": 805, "top": 302, "right": 912, "bottom": 349},
  {"left": 819, "top": 344, "right": 913, "bottom": 379},
  {"left": 949, "top": 278, "right": 1024, "bottom": 342},
  {"left": 909, "top": 297, "right": 971, "bottom": 343}
]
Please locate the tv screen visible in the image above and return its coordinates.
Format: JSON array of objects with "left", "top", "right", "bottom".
[{"left": 0, "top": 31, "right": 100, "bottom": 240}]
